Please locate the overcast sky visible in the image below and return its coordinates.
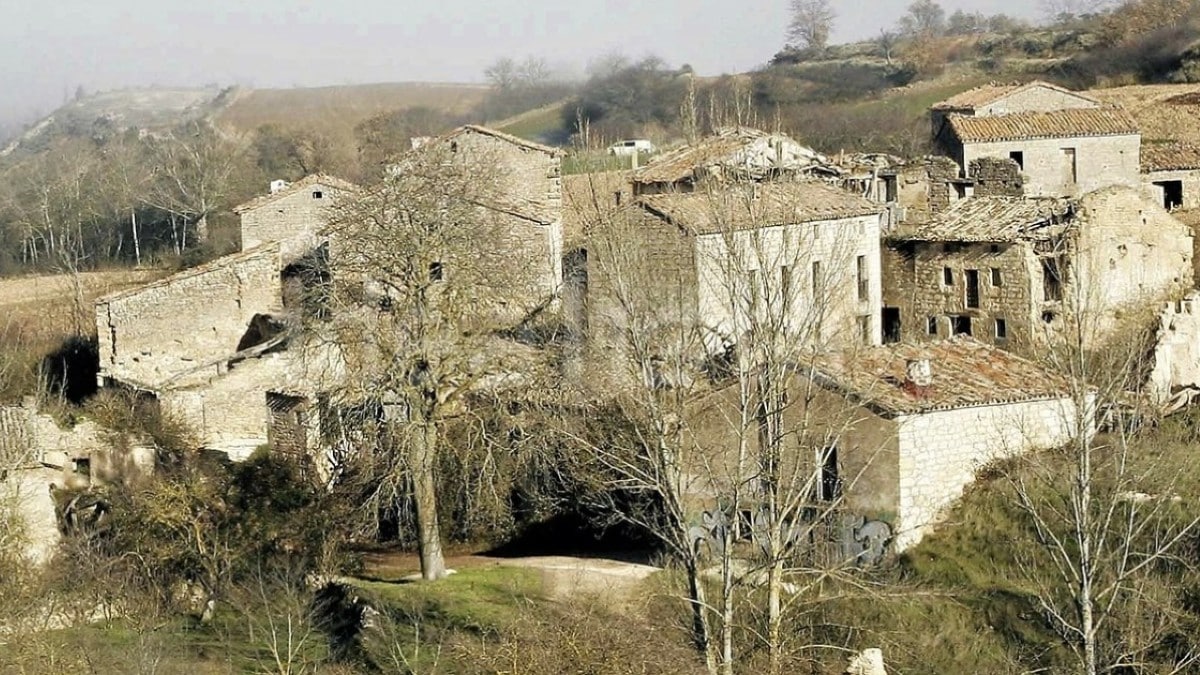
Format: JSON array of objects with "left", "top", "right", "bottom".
[{"left": 2, "top": 0, "right": 1045, "bottom": 128}]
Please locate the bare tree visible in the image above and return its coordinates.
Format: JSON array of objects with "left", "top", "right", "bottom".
[
  {"left": 898, "top": 0, "right": 946, "bottom": 37},
  {"left": 144, "top": 122, "right": 245, "bottom": 252},
  {"left": 786, "top": 0, "right": 836, "bottom": 51},
  {"left": 316, "top": 142, "right": 543, "bottom": 580}
]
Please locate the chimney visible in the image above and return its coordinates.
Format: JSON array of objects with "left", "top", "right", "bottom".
[
  {"left": 269, "top": 179, "right": 288, "bottom": 194},
  {"left": 904, "top": 358, "right": 933, "bottom": 395}
]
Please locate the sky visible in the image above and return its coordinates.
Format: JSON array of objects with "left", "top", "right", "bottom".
[{"left": 1, "top": 0, "right": 1046, "bottom": 129}]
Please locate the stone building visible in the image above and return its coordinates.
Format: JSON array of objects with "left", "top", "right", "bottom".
[
  {"left": 932, "top": 81, "right": 1142, "bottom": 198},
  {"left": 882, "top": 186, "right": 1193, "bottom": 349},
  {"left": 404, "top": 125, "right": 565, "bottom": 302},
  {"left": 235, "top": 174, "right": 356, "bottom": 265},
  {"left": 630, "top": 127, "right": 832, "bottom": 196},
  {"left": 1142, "top": 141, "right": 1200, "bottom": 211},
  {"left": 588, "top": 181, "right": 885, "bottom": 352},
  {"left": 808, "top": 337, "right": 1084, "bottom": 550}
]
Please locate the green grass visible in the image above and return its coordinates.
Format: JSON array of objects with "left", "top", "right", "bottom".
[
  {"left": 352, "top": 565, "right": 540, "bottom": 634},
  {"left": 497, "top": 103, "right": 569, "bottom": 144}
]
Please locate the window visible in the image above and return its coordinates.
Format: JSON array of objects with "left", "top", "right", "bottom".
[
  {"left": 817, "top": 446, "right": 841, "bottom": 502},
  {"left": 856, "top": 255, "right": 869, "bottom": 302},
  {"left": 990, "top": 244, "right": 1001, "bottom": 254},
  {"left": 1061, "top": 147, "right": 1077, "bottom": 184},
  {"left": 312, "top": 190, "right": 323, "bottom": 199},
  {"left": 883, "top": 307, "right": 901, "bottom": 343},
  {"left": 449, "top": 141, "right": 459, "bottom": 153},
  {"left": 991, "top": 267, "right": 1002, "bottom": 287},
  {"left": 1009, "top": 151, "right": 1024, "bottom": 170},
  {"left": 613, "top": 191, "right": 622, "bottom": 206},
  {"left": 858, "top": 314, "right": 872, "bottom": 345},
  {"left": 1155, "top": 180, "right": 1184, "bottom": 210},
  {"left": 1042, "top": 310, "right": 1056, "bottom": 324},
  {"left": 995, "top": 318, "right": 1008, "bottom": 340},
  {"left": 927, "top": 316, "right": 939, "bottom": 336},
  {"left": 951, "top": 315, "right": 972, "bottom": 336},
  {"left": 429, "top": 261, "right": 445, "bottom": 282},
  {"left": 74, "top": 457, "right": 91, "bottom": 478},
  {"left": 965, "top": 269, "right": 980, "bottom": 309},
  {"left": 811, "top": 260, "right": 822, "bottom": 299},
  {"left": 943, "top": 267, "right": 954, "bottom": 286},
  {"left": 780, "top": 265, "right": 792, "bottom": 303},
  {"left": 1042, "top": 258, "right": 1063, "bottom": 302}
]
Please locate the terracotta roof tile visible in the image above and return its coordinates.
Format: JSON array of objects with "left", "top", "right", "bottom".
[
  {"left": 813, "top": 336, "right": 1073, "bottom": 416},
  {"left": 638, "top": 182, "right": 882, "bottom": 235},
  {"left": 890, "top": 196, "right": 1074, "bottom": 243},
  {"left": 233, "top": 174, "right": 358, "bottom": 214},
  {"left": 948, "top": 107, "right": 1139, "bottom": 143},
  {"left": 1142, "top": 141, "right": 1200, "bottom": 172}
]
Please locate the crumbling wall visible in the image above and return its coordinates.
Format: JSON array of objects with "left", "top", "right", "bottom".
[
  {"left": 96, "top": 244, "right": 282, "bottom": 389},
  {"left": 962, "top": 133, "right": 1141, "bottom": 198},
  {"left": 1148, "top": 292, "right": 1200, "bottom": 403},
  {"left": 969, "top": 157, "right": 1025, "bottom": 198}
]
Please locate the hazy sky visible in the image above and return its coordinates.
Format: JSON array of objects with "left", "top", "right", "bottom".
[{"left": 3, "top": 0, "right": 1044, "bottom": 127}]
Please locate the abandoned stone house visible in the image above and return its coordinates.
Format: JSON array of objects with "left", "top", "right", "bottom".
[
  {"left": 587, "top": 181, "right": 885, "bottom": 356},
  {"left": 881, "top": 186, "right": 1194, "bottom": 349},
  {"left": 681, "top": 336, "right": 1084, "bottom": 552},
  {"left": 933, "top": 81, "right": 1142, "bottom": 199},
  {"left": 406, "top": 124, "right": 565, "bottom": 302},
  {"left": 630, "top": 127, "right": 832, "bottom": 196},
  {"left": 1142, "top": 141, "right": 1200, "bottom": 211},
  {"left": 235, "top": 174, "right": 358, "bottom": 264}
]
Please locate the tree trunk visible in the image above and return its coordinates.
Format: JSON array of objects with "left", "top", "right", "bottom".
[
  {"left": 131, "top": 209, "right": 141, "bottom": 267},
  {"left": 411, "top": 419, "right": 446, "bottom": 580},
  {"left": 767, "top": 551, "right": 784, "bottom": 675},
  {"left": 719, "top": 525, "right": 736, "bottom": 675},
  {"left": 685, "top": 556, "right": 717, "bottom": 674}
]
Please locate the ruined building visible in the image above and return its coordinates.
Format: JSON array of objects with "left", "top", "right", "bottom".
[{"left": 882, "top": 186, "right": 1194, "bottom": 349}]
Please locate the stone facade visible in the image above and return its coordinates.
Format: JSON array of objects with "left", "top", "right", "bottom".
[
  {"left": 883, "top": 187, "right": 1193, "bottom": 350},
  {"left": 960, "top": 133, "right": 1141, "bottom": 198},
  {"left": 969, "top": 157, "right": 1024, "bottom": 197},
  {"left": 1143, "top": 169, "right": 1200, "bottom": 211},
  {"left": 1148, "top": 292, "right": 1200, "bottom": 403},
  {"left": 95, "top": 244, "right": 282, "bottom": 390},
  {"left": 236, "top": 175, "right": 354, "bottom": 265}
]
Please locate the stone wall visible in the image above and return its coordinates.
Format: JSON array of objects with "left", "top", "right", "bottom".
[
  {"left": 1149, "top": 292, "right": 1200, "bottom": 402},
  {"left": 1143, "top": 169, "right": 1200, "bottom": 211},
  {"left": 240, "top": 181, "right": 343, "bottom": 264},
  {"left": 962, "top": 134, "right": 1141, "bottom": 198},
  {"left": 883, "top": 240, "right": 1039, "bottom": 350},
  {"left": 96, "top": 244, "right": 282, "bottom": 389},
  {"left": 694, "top": 213, "right": 884, "bottom": 348},
  {"left": 969, "top": 157, "right": 1024, "bottom": 197},
  {"left": 893, "top": 395, "right": 1081, "bottom": 549}
]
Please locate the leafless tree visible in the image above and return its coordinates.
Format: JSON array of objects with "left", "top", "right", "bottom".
[
  {"left": 898, "top": 0, "right": 946, "bottom": 37},
  {"left": 315, "top": 142, "right": 545, "bottom": 580},
  {"left": 786, "top": 0, "right": 836, "bottom": 51},
  {"left": 143, "top": 122, "right": 245, "bottom": 252}
]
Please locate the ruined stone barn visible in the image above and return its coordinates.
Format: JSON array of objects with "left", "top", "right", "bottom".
[
  {"left": 404, "top": 125, "right": 565, "bottom": 303},
  {"left": 1142, "top": 141, "right": 1200, "bottom": 211},
  {"left": 629, "top": 127, "right": 834, "bottom": 197},
  {"left": 587, "top": 181, "right": 885, "bottom": 354},
  {"left": 882, "top": 186, "right": 1193, "bottom": 350},
  {"left": 932, "top": 81, "right": 1142, "bottom": 198},
  {"left": 235, "top": 174, "right": 358, "bottom": 265}
]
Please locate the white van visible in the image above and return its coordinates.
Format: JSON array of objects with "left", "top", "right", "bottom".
[{"left": 608, "top": 139, "right": 655, "bottom": 156}]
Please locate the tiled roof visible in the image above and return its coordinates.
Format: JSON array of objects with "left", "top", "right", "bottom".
[
  {"left": 889, "top": 196, "right": 1074, "bottom": 243},
  {"left": 1142, "top": 141, "right": 1200, "bottom": 172},
  {"left": 562, "top": 171, "right": 632, "bottom": 246},
  {"left": 948, "top": 107, "right": 1139, "bottom": 143},
  {"left": 638, "top": 182, "right": 882, "bottom": 235},
  {"left": 96, "top": 242, "right": 281, "bottom": 304},
  {"left": 233, "top": 174, "right": 358, "bottom": 214},
  {"left": 813, "top": 336, "right": 1073, "bottom": 416},
  {"left": 933, "top": 80, "right": 1100, "bottom": 111},
  {"left": 632, "top": 127, "right": 827, "bottom": 184}
]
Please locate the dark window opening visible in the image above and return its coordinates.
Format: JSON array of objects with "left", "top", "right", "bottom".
[
  {"left": 450, "top": 141, "right": 459, "bottom": 153},
  {"left": 817, "top": 446, "right": 841, "bottom": 502},
  {"left": 990, "top": 244, "right": 1001, "bottom": 254},
  {"left": 965, "top": 269, "right": 980, "bottom": 309},
  {"left": 613, "top": 191, "right": 623, "bottom": 206},
  {"left": 430, "top": 261, "right": 445, "bottom": 282},
  {"left": 74, "top": 458, "right": 91, "bottom": 478},
  {"left": 943, "top": 266, "right": 954, "bottom": 286},
  {"left": 991, "top": 267, "right": 1002, "bottom": 287},
  {"left": 312, "top": 190, "right": 323, "bottom": 199},
  {"left": 811, "top": 260, "right": 822, "bottom": 299},
  {"left": 1042, "top": 258, "right": 1063, "bottom": 302},
  {"left": 1042, "top": 310, "right": 1056, "bottom": 324},
  {"left": 952, "top": 315, "right": 972, "bottom": 336},
  {"left": 780, "top": 265, "right": 792, "bottom": 302},
  {"left": 1009, "top": 151, "right": 1024, "bottom": 170},
  {"left": 1156, "top": 180, "right": 1184, "bottom": 210},
  {"left": 884, "top": 175, "right": 898, "bottom": 202},
  {"left": 927, "top": 316, "right": 938, "bottom": 336},
  {"left": 856, "top": 255, "right": 869, "bottom": 301},
  {"left": 883, "top": 307, "right": 901, "bottom": 343},
  {"left": 995, "top": 318, "right": 1008, "bottom": 340}
]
